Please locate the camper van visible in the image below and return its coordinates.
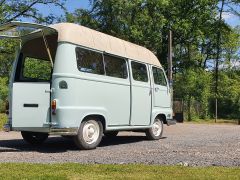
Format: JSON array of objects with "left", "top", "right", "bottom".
[{"left": 1, "top": 22, "right": 175, "bottom": 150}]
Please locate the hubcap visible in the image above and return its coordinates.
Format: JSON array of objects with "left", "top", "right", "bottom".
[
  {"left": 82, "top": 120, "right": 100, "bottom": 144},
  {"left": 152, "top": 120, "right": 162, "bottom": 137}
]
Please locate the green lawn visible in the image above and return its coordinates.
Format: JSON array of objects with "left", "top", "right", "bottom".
[
  {"left": 185, "top": 118, "right": 240, "bottom": 125},
  {"left": 0, "top": 163, "right": 239, "bottom": 180}
]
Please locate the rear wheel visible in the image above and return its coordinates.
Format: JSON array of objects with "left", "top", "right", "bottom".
[
  {"left": 21, "top": 131, "right": 48, "bottom": 145},
  {"left": 104, "top": 131, "right": 119, "bottom": 138},
  {"left": 74, "top": 118, "right": 103, "bottom": 150},
  {"left": 145, "top": 117, "right": 163, "bottom": 140}
]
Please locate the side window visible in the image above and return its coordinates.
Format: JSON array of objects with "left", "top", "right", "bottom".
[
  {"left": 152, "top": 67, "right": 167, "bottom": 86},
  {"left": 76, "top": 47, "right": 104, "bottom": 75},
  {"left": 104, "top": 54, "right": 128, "bottom": 79},
  {"left": 23, "top": 57, "right": 52, "bottom": 81},
  {"left": 131, "top": 61, "right": 148, "bottom": 82}
]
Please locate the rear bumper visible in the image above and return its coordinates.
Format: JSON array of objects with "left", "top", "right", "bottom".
[
  {"left": 166, "top": 119, "right": 176, "bottom": 126},
  {"left": 49, "top": 127, "right": 78, "bottom": 135}
]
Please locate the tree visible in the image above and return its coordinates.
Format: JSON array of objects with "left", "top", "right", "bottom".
[{"left": 0, "top": 0, "right": 66, "bottom": 24}]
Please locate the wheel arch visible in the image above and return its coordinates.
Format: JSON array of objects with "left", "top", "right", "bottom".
[
  {"left": 155, "top": 114, "right": 167, "bottom": 124},
  {"left": 81, "top": 114, "right": 106, "bottom": 131}
]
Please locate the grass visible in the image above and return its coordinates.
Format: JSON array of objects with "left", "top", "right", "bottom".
[
  {"left": 0, "top": 113, "right": 7, "bottom": 130},
  {"left": 0, "top": 163, "right": 239, "bottom": 180},
  {"left": 185, "top": 118, "right": 239, "bottom": 125}
]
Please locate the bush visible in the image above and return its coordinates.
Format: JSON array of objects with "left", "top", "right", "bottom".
[{"left": 0, "top": 113, "right": 7, "bottom": 130}]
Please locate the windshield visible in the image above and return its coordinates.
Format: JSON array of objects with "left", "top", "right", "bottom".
[{"left": 15, "top": 34, "right": 58, "bottom": 82}]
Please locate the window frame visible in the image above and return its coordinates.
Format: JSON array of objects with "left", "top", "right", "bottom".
[
  {"left": 75, "top": 46, "right": 105, "bottom": 75},
  {"left": 15, "top": 53, "right": 52, "bottom": 82},
  {"left": 103, "top": 53, "right": 128, "bottom": 79},
  {"left": 130, "top": 60, "right": 149, "bottom": 83},
  {"left": 152, "top": 66, "right": 168, "bottom": 87},
  {"left": 75, "top": 46, "right": 130, "bottom": 80}
]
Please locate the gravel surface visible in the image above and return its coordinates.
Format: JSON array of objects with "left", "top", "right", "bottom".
[{"left": 0, "top": 123, "right": 239, "bottom": 166}]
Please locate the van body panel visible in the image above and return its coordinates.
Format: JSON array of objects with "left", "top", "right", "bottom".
[
  {"left": 153, "top": 84, "right": 171, "bottom": 108},
  {"left": 51, "top": 75, "right": 131, "bottom": 127},
  {"left": 52, "top": 106, "right": 108, "bottom": 128},
  {"left": 12, "top": 82, "right": 51, "bottom": 128},
  {"left": 51, "top": 43, "right": 131, "bottom": 128}
]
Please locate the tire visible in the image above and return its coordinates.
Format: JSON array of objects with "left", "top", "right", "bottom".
[
  {"left": 145, "top": 117, "right": 163, "bottom": 140},
  {"left": 21, "top": 131, "right": 48, "bottom": 145},
  {"left": 104, "top": 131, "right": 119, "bottom": 138},
  {"left": 73, "top": 118, "right": 103, "bottom": 150}
]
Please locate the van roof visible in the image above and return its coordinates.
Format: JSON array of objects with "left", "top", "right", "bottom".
[{"left": 50, "top": 23, "right": 161, "bottom": 67}]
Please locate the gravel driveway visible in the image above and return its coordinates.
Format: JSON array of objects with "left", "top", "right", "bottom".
[{"left": 0, "top": 123, "right": 239, "bottom": 166}]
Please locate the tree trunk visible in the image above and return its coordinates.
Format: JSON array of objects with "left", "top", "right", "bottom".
[
  {"left": 215, "top": 0, "right": 225, "bottom": 122},
  {"left": 187, "top": 97, "right": 192, "bottom": 121}
]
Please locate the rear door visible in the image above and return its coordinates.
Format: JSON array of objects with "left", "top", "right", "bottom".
[
  {"left": 0, "top": 21, "right": 57, "bottom": 128},
  {"left": 12, "top": 55, "right": 52, "bottom": 128}
]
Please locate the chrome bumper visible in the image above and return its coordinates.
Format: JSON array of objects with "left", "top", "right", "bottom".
[{"left": 49, "top": 127, "right": 78, "bottom": 135}]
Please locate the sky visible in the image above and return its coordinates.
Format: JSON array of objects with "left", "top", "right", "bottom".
[
  {"left": 37, "top": 0, "right": 239, "bottom": 27},
  {"left": 37, "top": 0, "right": 90, "bottom": 17}
]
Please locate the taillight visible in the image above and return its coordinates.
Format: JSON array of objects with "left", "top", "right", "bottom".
[
  {"left": 5, "top": 101, "right": 9, "bottom": 115},
  {"left": 51, "top": 100, "right": 56, "bottom": 115}
]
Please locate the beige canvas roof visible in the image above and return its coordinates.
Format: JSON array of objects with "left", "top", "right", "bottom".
[{"left": 50, "top": 23, "right": 161, "bottom": 67}]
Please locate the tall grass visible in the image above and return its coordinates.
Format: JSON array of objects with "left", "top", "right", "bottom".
[{"left": 0, "top": 113, "right": 7, "bottom": 130}]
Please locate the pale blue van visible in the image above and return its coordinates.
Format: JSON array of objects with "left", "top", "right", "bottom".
[{"left": 1, "top": 21, "right": 175, "bottom": 150}]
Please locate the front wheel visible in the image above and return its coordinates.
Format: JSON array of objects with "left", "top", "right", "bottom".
[
  {"left": 21, "top": 131, "right": 48, "bottom": 145},
  {"left": 145, "top": 118, "right": 163, "bottom": 140},
  {"left": 74, "top": 118, "right": 103, "bottom": 150}
]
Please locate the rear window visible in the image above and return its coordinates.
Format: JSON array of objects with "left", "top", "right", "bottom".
[
  {"left": 23, "top": 57, "right": 52, "bottom": 81},
  {"left": 131, "top": 61, "right": 148, "bottom": 82},
  {"left": 14, "top": 34, "right": 57, "bottom": 82},
  {"left": 76, "top": 47, "right": 104, "bottom": 75}
]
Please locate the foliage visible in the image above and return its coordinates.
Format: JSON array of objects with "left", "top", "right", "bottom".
[
  {"left": 215, "top": 70, "right": 240, "bottom": 118},
  {"left": 23, "top": 57, "right": 52, "bottom": 81},
  {"left": 0, "top": 0, "right": 66, "bottom": 24},
  {"left": 0, "top": 163, "right": 239, "bottom": 179},
  {"left": 174, "top": 68, "right": 211, "bottom": 120},
  {"left": 0, "top": 113, "right": 7, "bottom": 129}
]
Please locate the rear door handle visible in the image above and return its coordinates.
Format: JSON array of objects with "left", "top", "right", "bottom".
[
  {"left": 45, "top": 89, "right": 52, "bottom": 93},
  {"left": 45, "top": 88, "right": 54, "bottom": 93},
  {"left": 23, "top": 104, "right": 38, "bottom": 108},
  {"left": 155, "top": 87, "right": 159, "bottom": 91}
]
